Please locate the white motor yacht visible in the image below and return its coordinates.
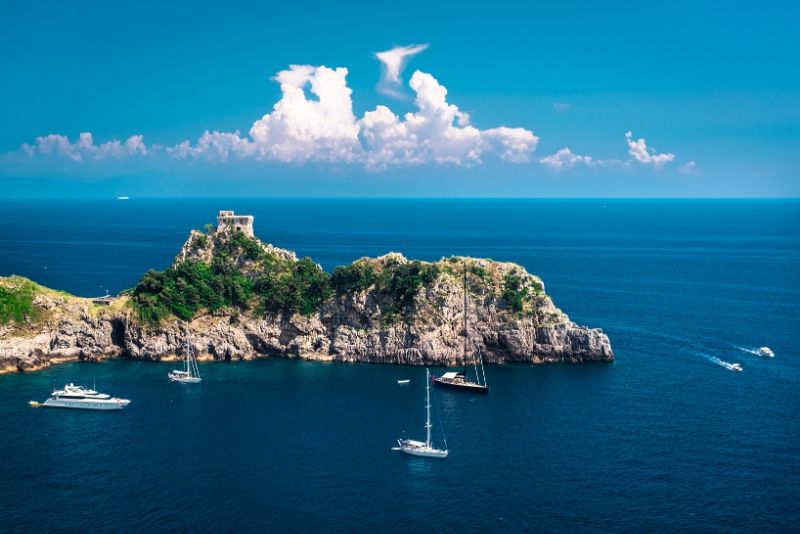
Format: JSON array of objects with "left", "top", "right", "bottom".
[
  {"left": 758, "top": 347, "right": 775, "bottom": 358},
  {"left": 31, "top": 383, "right": 131, "bottom": 410}
]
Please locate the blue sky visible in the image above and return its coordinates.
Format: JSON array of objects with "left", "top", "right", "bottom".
[{"left": 0, "top": 0, "right": 798, "bottom": 197}]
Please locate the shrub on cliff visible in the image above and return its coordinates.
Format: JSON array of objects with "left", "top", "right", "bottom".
[
  {"left": 254, "top": 257, "right": 332, "bottom": 317},
  {"left": 331, "top": 261, "right": 377, "bottom": 294},
  {"left": 0, "top": 280, "right": 41, "bottom": 325},
  {"left": 133, "top": 224, "right": 334, "bottom": 322},
  {"left": 215, "top": 228, "right": 263, "bottom": 261},
  {"left": 378, "top": 261, "right": 440, "bottom": 321},
  {"left": 502, "top": 271, "right": 528, "bottom": 313},
  {"left": 131, "top": 260, "right": 252, "bottom": 323},
  {"left": 192, "top": 234, "right": 209, "bottom": 250},
  {"left": 332, "top": 258, "right": 441, "bottom": 321}
]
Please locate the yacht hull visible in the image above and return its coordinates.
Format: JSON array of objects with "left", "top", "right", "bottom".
[
  {"left": 41, "top": 398, "right": 130, "bottom": 410},
  {"left": 432, "top": 377, "right": 489, "bottom": 394},
  {"left": 169, "top": 374, "right": 202, "bottom": 383},
  {"left": 401, "top": 448, "right": 448, "bottom": 458},
  {"left": 398, "top": 440, "right": 448, "bottom": 458}
]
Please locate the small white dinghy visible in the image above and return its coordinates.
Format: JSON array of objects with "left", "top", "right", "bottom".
[
  {"left": 396, "top": 369, "right": 448, "bottom": 459},
  {"left": 397, "top": 379, "right": 410, "bottom": 385},
  {"left": 169, "top": 331, "right": 202, "bottom": 384}
]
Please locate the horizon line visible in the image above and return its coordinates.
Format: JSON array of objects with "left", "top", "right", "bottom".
[{"left": 1, "top": 196, "right": 798, "bottom": 201}]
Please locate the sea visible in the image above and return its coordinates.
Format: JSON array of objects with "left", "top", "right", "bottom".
[{"left": 0, "top": 199, "right": 798, "bottom": 532}]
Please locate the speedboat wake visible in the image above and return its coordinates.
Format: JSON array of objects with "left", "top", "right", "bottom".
[
  {"left": 705, "top": 354, "right": 743, "bottom": 372},
  {"left": 734, "top": 345, "right": 775, "bottom": 358}
]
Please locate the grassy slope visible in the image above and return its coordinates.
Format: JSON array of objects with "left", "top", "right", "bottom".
[{"left": 0, "top": 275, "right": 129, "bottom": 332}]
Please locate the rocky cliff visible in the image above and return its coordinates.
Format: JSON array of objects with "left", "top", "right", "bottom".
[{"left": 0, "top": 226, "right": 612, "bottom": 373}]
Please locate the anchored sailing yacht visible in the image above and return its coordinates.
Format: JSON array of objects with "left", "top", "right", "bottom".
[
  {"left": 397, "top": 368, "right": 448, "bottom": 458},
  {"left": 31, "top": 383, "right": 131, "bottom": 410},
  {"left": 169, "top": 332, "right": 202, "bottom": 383},
  {"left": 433, "top": 262, "right": 489, "bottom": 394}
]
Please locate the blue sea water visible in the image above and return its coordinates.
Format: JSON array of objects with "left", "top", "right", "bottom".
[{"left": 0, "top": 199, "right": 798, "bottom": 532}]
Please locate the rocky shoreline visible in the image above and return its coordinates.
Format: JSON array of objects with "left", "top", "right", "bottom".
[{"left": 0, "top": 218, "right": 613, "bottom": 374}]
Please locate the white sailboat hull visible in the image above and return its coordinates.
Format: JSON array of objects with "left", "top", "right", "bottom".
[
  {"left": 398, "top": 440, "right": 448, "bottom": 458},
  {"left": 168, "top": 372, "right": 201, "bottom": 383}
]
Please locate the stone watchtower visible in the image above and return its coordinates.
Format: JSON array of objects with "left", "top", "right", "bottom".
[{"left": 216, "top": 210, "right": 254, "bottom": 237}]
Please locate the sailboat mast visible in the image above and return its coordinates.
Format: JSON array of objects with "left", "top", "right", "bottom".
[
  {"left": 425, "top": 368, "right": 432, "bottom": 447},
  {"left": 464, "top": 261, "right": 480, "bottom": 382},
  {"left": 186, "top": 329, "right": 190, "bottom": 374},
  {"left": 463, "top": 262, "right": 468, "bottom": 375}
]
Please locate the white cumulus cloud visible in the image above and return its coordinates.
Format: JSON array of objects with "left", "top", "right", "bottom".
[
  {"left": 625, "top": 131, "right": 675, "bottom": 167},
  {"left": 483, "top": 127, "right": 539, "bottom": 163},
  {"left": 359, "top": 71, "right": 538, "bottom": 169},
  {"left": 375, "top": 43, "right": 429, "bottom": 98},
  {"left": 540, "top": 135, "right": 681, "bottom": 173},
  {"left": 21, "top": 132, "right": 148, "bottom": 162},
  {"left": 539, "top": 147, "right": 596, "bottom": 171},
  {"left": 248, "top": 65, "right": 361, "bottom": 163},
  {"left": 12, "top": 62, "right": 538, "bottom": 171},
  {"left": 678, "top": 160, "right": 700, "bottom": 175},
  {"left": 168, "top": 131, "right": 255, "bottom": 162}
]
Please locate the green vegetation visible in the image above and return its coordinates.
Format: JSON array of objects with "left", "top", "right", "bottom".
[
  {"left": 502, "top": 270, "right": 529, "bottom": 314},
  {"left": 0, "top": 279, "right": 42, "bottom": 325},
  {"left": 254, "top": 257, "right": 332, "bottom": 317},
  {"left": 132, "top": 261, "right": 252, "bottom": 323},
  {"left": 132, "top": 229, "right": 333, "bottom": 322},
  {"left": 192, "top": 234, "right": 209, "bottom": 250},
  {"left": 332, "top": 258, "right": 440, "bottom": 322},
  {"left": 376, "top": 260, "right": 440, "bottom": 322},
  {"left": 471, "top": 264, "right": 487, "bottom": 280},
  {"left": 214, "top": 228, "right": 263, "bottom": 261},
  {"left": 331, "top": 261, "right": 377, "bottom": 294},
  {"left": 331, "top": 258, "right": 439, "bottom": 313},
  {"left": 131, "top": 228, "right": 263, "bottom": 323},
  {"left": 130, "top": 227, "right": 543, "bottom": 325}
]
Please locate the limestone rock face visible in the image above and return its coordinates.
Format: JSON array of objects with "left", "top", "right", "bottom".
[
  {"left": 0, "top": 238, "right": 613, "bottom": 373},
  {"left": 0, "top": 315, "right": 124, "bottom": 372}
]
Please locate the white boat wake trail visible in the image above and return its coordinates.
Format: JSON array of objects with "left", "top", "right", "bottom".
[
  {"left": 733, "top": 345, "right": 774, "bottom": 358},
  {"left": 701, "top": 354, "right": 743, "bottom": 372}
]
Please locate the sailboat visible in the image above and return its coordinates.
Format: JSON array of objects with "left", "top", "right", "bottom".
[
  {"left": 433, "top": 261, "right": 489, "bottom": 393},
  {"left": 168, "top": 330, "right": 202, "bottom": 384},
  {"left": 397, "top": 368, "right": 448, "bottom": 458}
]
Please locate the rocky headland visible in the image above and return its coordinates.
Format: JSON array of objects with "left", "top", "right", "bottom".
[{"left": 0, "top": 214, "right": 612, "bottom": 373}]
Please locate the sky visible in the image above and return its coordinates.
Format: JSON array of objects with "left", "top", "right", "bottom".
[{"left": 0, "top": 0, "right": 798, "bottom": 198}]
